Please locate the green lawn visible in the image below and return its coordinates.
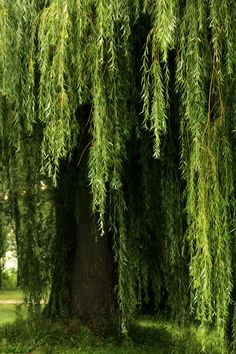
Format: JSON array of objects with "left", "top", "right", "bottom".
[
  {"left": 0, "top": 290, "right": 24, "bottom": 326},
  {"left": 0, "top": 304, "right": 18, "bottom": 325},
  {"left": 0, "top": 317, "right": 226, "bottom": 353},
  {"left": 0, "top": 289, "right": 23, "bottom": 302},
  {"left": 0, "top": 318, "right": 176, "bottom": 354},
  {"left": 0, "top": 291, "right": 227, "bottom": 353}
]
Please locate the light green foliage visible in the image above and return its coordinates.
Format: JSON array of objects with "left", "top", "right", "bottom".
[
  {"left": 141, "top": 35, "right": 167, "bottom": 158},
  {"left": 38, "top": 1, "right": 79, "bottom": 182},
  {"left": 0, "top": 0, "right": 235, "bottom": 344},
  {"left": 176, "top": 0, "right": 235, "bottom": 333},
  {"left": 0, "top": 0, "right": 38, "bottom": 146},
  {"left": 141, "top": 0, "right": 177, "bottom": 157}
]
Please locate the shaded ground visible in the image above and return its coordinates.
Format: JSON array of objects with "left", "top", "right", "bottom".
[
  {"left": 0, "top": 290, "right": 227, "bottom": 353},
  {"left": 0, "top": 317, "right": 225, "bottom": 354}
]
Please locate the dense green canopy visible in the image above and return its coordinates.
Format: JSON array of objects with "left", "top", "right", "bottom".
[{"left": 0, "top": 0, "right": 235, "bottom": 346}]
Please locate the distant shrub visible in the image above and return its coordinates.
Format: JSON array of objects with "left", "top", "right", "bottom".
[{"left": 1, "top": 269, "right": 17, "bottom": 290}]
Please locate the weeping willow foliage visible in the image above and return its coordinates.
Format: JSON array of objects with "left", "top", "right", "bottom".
[
  {"left": 160, "top": 110, "right": 189, "bottom": 320},
  {"left": 15, "top": 144, "right": 55, "bottom": 313},
  {"left": 0, "top": 170, "right": 6, "bottom": 288},
  {"left": 0, "top": 0, "right": 235, "bottom": 341},
  {"left": 232, "top": 303, "right": 236, "bottom": 353},
  {"left": 176, "top": 1, "right": 235, "bottom": 341}
]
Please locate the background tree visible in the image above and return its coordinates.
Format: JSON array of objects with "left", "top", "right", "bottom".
[
  {"left": 0, "top": 0, "right": 235, "bottom": 347},
  {"left": 0, "top": 163, "right": 13, "bottom": 289}
]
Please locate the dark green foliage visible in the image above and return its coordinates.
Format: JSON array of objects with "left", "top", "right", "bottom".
[{"left": 1, "top": 269, "right": 17, "bottom": 290}]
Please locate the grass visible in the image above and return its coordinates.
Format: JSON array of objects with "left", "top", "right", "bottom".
[
  {"left": 0, "top": 289, "right": 23, "bottom": 302},
  {"left": 0, "top": 304, "right": 18, "bottom": 325},
  {"left": 0, "top": 317, "right": 228, "bottom": 353},
  {"left": 135, "top": 318, "right": 226, "bottom": 353},
  {"left": 0, "top": 290, "right": 25, "bottom": 326},
  {"left": 0, "top": 291, "right": 228, "bottom": 353},
  {"left": 1, "top": 319, "right": 173, "bottom": 354}
]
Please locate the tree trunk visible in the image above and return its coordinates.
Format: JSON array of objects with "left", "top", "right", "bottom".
[
  {"left": 11, "top": 191, "right": 20, "bottom": 287},
  {"left": 46, "top": 107, "right": 116, "bottom": 326},
  {"left": 71, "top": 170, "right": 116, "bottom": 322},
  {"left": 45, "top": 158, "right": 78, "bottom": 317}
]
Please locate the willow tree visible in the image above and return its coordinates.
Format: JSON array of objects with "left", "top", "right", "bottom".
[{"left": 0, "top": 0, "right": 235, "bottom": 345}]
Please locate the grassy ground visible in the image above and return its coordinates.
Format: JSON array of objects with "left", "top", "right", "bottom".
[
  {"left": 0, "top": 289, "right": 23, "bottom": 302},
  {"left": 0, "top": 290, "right": 24, "bottom": 326},
  {"left": 0, "top": 304, "right": 18, "bottom": 325},
  {"left": 0, "top": 291, "right": 228, "bottom": 353},
  {"left": 0, "top": 318, "right": 226, "bottom": 354}
]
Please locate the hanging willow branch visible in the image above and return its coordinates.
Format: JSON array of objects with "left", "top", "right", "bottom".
[
  {"left": 177, "top": 0, "right": 235, "bottom": 339},
  {"left": 0, "top": 0, "right": 235, "bottom": 340}
]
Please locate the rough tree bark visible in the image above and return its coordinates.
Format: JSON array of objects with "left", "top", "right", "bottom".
[
  {"left": 71, "top": 170, "right": 116, "bottom": 322},
  {"left": 46, "top": 107, "right": 116, "bottom": 325}
]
